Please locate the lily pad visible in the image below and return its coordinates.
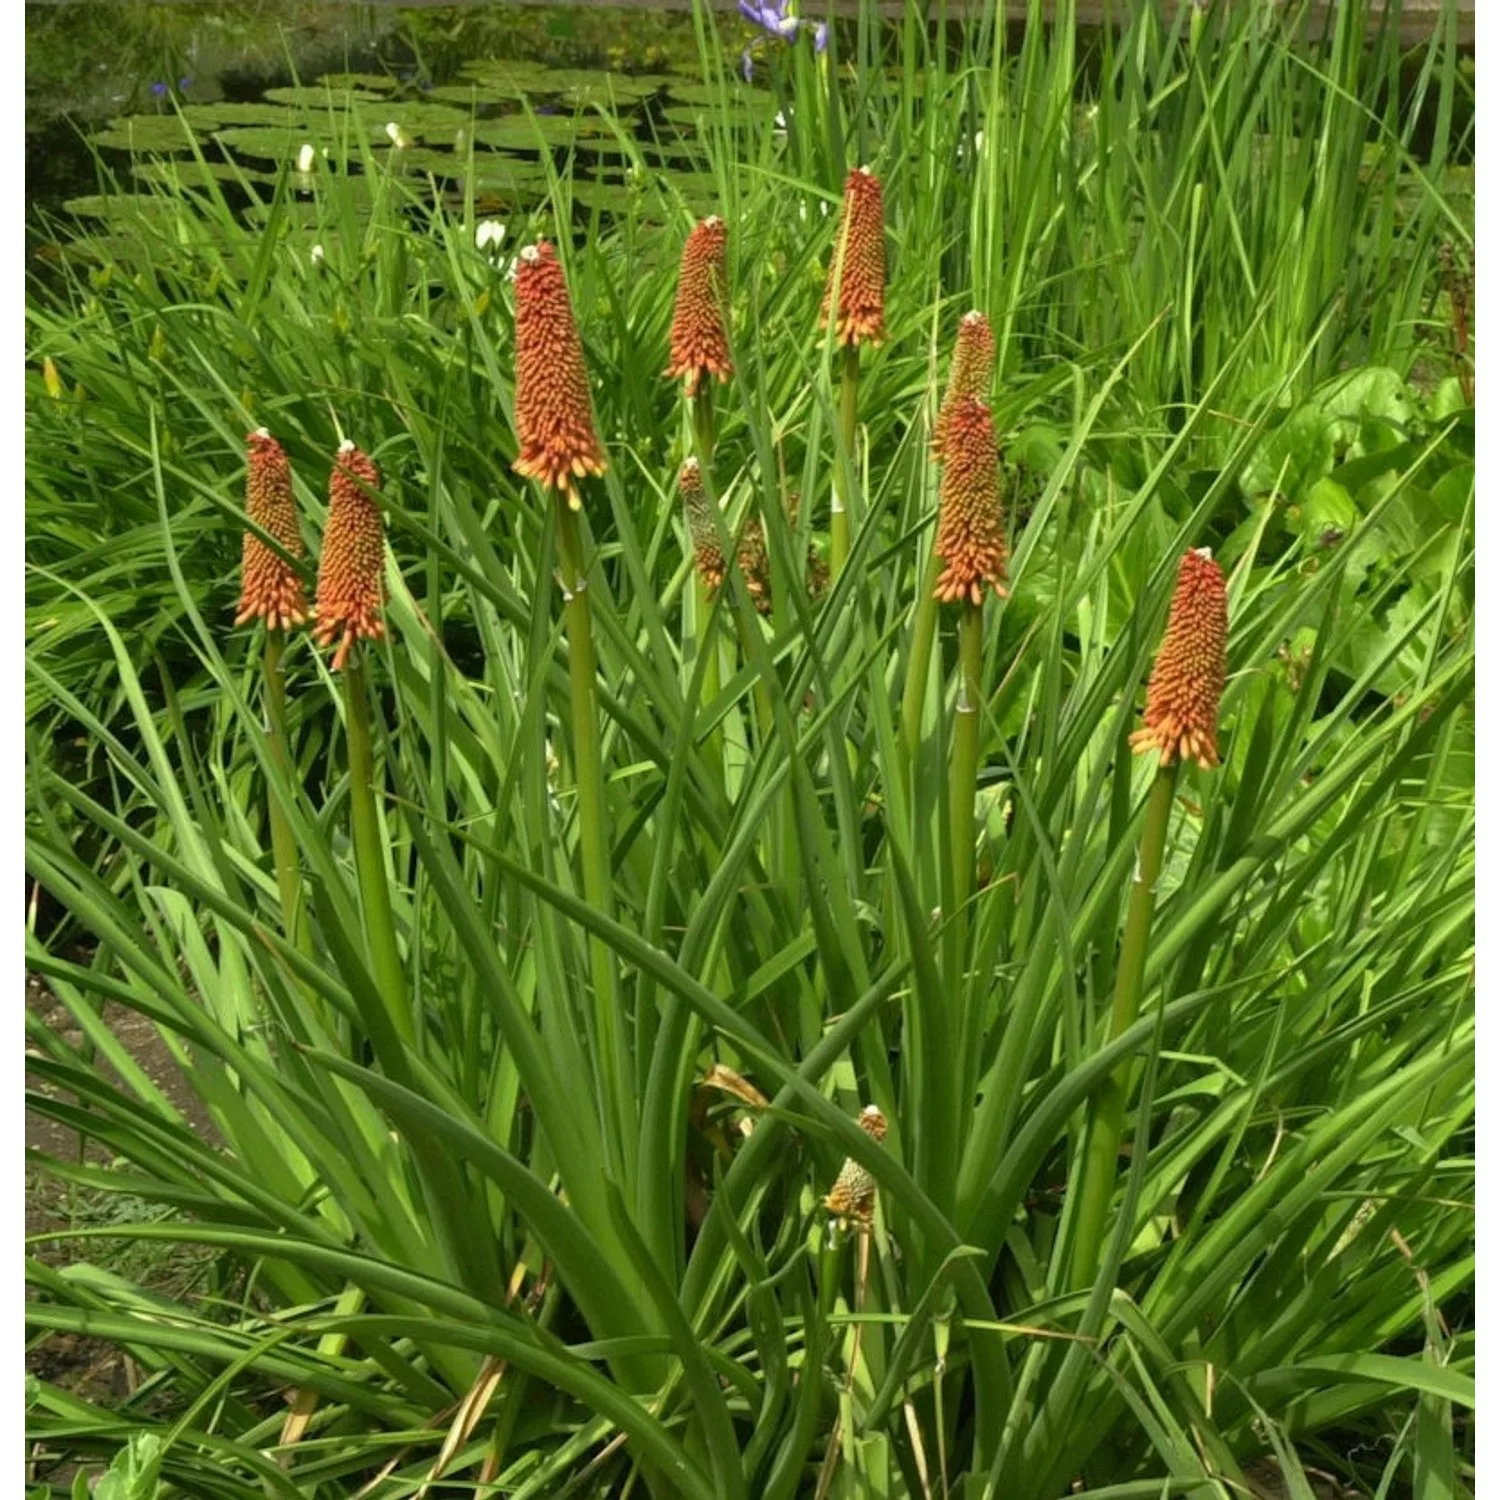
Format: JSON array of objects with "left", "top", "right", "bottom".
[
  {"left": 544, "top": 69, "right": 668, "bottom": 106},
  {"left": 262, "top": 85, "right": 386, "bottom": 108},
  {"left": 63, "top": 193, "right": 183, "bottom": 222},
  {"left": 132, "top": 158, "right": 274, "bottom": 188},
  {"left": 662, "top": 104, "right": 766, "bottom": 131},
  {"left": 211, "top": 124, "right": 376, "bottom": 160},
  {"left": 318, "top": 72, "right": 400, "bottom": 93},
  {"left": 91, "top": 115, "right": 200, "bottom": 154},
  {"left": 461, "top": 115, "right": 602, "bottom": 151},
  {"left": 457, "top": 60, "right": 572, "bottom": 94},
  {"left": 177, "top": 102, "right": 314, "bottom": 130},
  {"left": 666, "top": 81, "right": 773, "bottom": 108}
]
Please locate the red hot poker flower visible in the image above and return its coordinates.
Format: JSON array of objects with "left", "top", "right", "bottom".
[
  {"left": 1129, "top": 548, "right": 1228, "bottom": 770},
  {"left": 819, "top": 167, "right": 886, "bottom": 348},
  {"left": 933, "top": 395, "right": 1008, "bottom": 606},
  {"left": 235, "top": 429, "right": 308, "bottom": 631},
  {"left": 511, "top": 241, "right": 608, "bottom": 508},
  {"left": 932, "top": 310, "right": 995, "bottom": 460},
  {"left": 313, "top": 441, "right": 385, "bottom": 671},
  {"left": 664, "top": 216, "right": 733, "bottom": 398}
]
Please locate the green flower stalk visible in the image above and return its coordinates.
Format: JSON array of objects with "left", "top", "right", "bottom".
[
  {"left": 312, "top": 440, "right": 413, "bottom": 1044},
  {"left": 512, "top": 239, "right": 635, "bottom": 1163},
  {"left": 234, "top": 429, "right": 310, "bottom": 955},
  {"left": 1069, "top": 549, "right": 1228, "bottom": 1291}
]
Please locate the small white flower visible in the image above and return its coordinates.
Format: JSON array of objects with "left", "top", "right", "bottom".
[
  {"left": 296, "top": 142, "right": 316, "bottom": 173},
  {"left": 974, "top": 129, "right": 986, "bottom": 153},
  {"left": 310, "top": 243, "right": 325, "bottom": 266},
  {"left": 819, "top": 200, "right": 829, "bottom": 217},
  {"left": 384, "top": 121, "right": 411, "bottom": 149},
  {"left": 475, "top": 219, "right": 506, "bottom": 254}
]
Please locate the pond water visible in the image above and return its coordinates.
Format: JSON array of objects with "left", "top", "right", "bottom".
[
  {"left": 26, "top": 2, "right": 745, "bottom": 256},
  {"left": 26, "top": 1, "right": 1473, "bottom": 269}
]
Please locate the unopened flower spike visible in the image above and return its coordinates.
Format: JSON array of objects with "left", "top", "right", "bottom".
[
  {"left": 511, "top": 240, "right": 608, "bottom": 508},
  {"left": 679, "top": 457, "right": 727, "bottom": 593},
  {"left": 313, "top": 440, "right": 385, "bottom": 671},
  {"left": 665, "top": 215, "right": 733, "bottom": 397},
  {"left": 933, "top": 310, "right": 995, "bottom": 460},
  {"left": 1129, "top": 548, "right": 1228, "bottom": 770},
  {"left": 933, "top": 395, "right": 1008, "bottom": 605},
  {"left": 736, "top": 514, "right": 773, "bottom": 617},
  {"left": 823, "top": 1105, "right": 888, "bottom": 1230},
  {"left": 819, "top": 166, "right": 886, "bottom": 348},
  {"left": 234, "top": 429, "right": 308, "bottom": 632}
]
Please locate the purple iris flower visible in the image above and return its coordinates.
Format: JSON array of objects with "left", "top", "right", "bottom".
[
  {"left": 150, "top": 81, "right": 168, "bottom": 98},
  {"left": 739, "top": 1, "right": 827, "bottom": 82}
]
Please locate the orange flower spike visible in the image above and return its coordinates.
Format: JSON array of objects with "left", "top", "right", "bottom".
[
  {"left": 235, "top": 429, "right": 308, "bottom": 631},
  {"left": 511, "top": 241, "right": 608, "bottom": 508},
  {"left": 679, "top": 457, "right": 727, "bottom": 593},
  {"left": 1129, "top": 548, "right": 1228, "bottom": 770},
  {"left": 933, "top": 310, "right": 995, "bottom": 460},
  {"left": 313, "top": 441, "right": 385, "bottom": 672},
  {"left": 933, "top": 396, "right": 1008, "bottom": 606},
  {"left": 819, "top": 166, "right": 886, "bottom": 348},
  {"left": 664, "top": 215, "right": 733, "bottom": 398}
]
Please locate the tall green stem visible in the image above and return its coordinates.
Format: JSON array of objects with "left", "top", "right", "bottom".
[
  {"left": 343, "top": 656, "right": 412, "bottom": 1044},
  {"left": 261, "top": 631, "right": 310, "bottom": 957},
  {"left": 901, "top": 551, "right": 942, "bottom": 781},
  {"left": 830, "top": 345, "right": 859, "bottom": 579},
  {"left": 691, "top": 387, "right": 716, "bottom": 470},
  {"left": 948, "top": 604, "right": 984, "bottom": 925},
  {"left": 554, "top": 497, "right": 636, "bottom": 1173},
  {"left": 1068, "top": 762, "right": 1179, "bottom": 1290}
]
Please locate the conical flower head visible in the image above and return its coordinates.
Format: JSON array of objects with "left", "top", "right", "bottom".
[
  {"left": 235, "top": 429, "right": 308, "bottom": 631},
  {"left": 819, "top": 166, "right": 886, "bottom": 348},
  {"left": 823, "top": 1105, "right": 888, "bottom": 1228},
  {"left": 932, "top": 310, "right": 995, "bottom": 460},
  {"left": 511, "top": 241, "right": 608, "bottom": 507},
  {"left": 933, "top": 396, "right": 1008, "bottom": 606},
  {"left": 679, "top": 457, "right": 727, "bottom": 592},
  {"left": 1129, "top": 548, "right": 1228, "bottom": 770},
  {"left": 664, "top": 216, "right": 733, "bottom": 398},
  {"left": 313, "top": 441, "right": 384, "bottom": 671}
]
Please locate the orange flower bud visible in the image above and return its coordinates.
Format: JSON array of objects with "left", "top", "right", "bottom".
[
  {"left": 823, "top": 1105, "right": 888, "bottom": 1228},
  {"left": 932, "top": 310, "right": 995, "bottom": 460},
  {"left": 1129, "top": 549, "right": 1228, "bottom": 770},
  {"left": 679, "top": 457, "right": 727, "bottom": 592},
  {"left": 819, "top": 166, "right": 886, "bottom": 348},
  {"left": 313, "top": 441, "right": 385, "bottom": 671},
  {"left": 933, "top": 396, "right": 1007, "bottom": 606},
  {"left": 664, "top": 216, "right": 733, "bottom": 397},
  {"left": 511, "top": 241, "right": 608, "bottom": 508},
  {"left": 235, "top": 429, "right": 308, "bottom": 632}
]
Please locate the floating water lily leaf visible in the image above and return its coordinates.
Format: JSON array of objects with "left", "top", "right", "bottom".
[
  {"left": 544, "top": 70, "right": 668, "bottom": 105},
  {"left": 92, "top": 115, "right": 199, "bottom": 153},
  {"left": 177, "top": 102, "right": 315, "bottom": 130},
  {"left": 457, "top": 60, "right": 571, "bottom": 94},
  {"left": 262, "top": 86, "right": 386, "bottom": 109},
  {"left": 318, "top": 72, "right": 400, "bottom": 93},
  {"left": 662, "top": 104, "right": 765, "bottom": 131},
  {"left": 132, "top": 159, "right": 274, "bottom": 188},
  {"left": 462, "top": 116, "right": 602, "bottom": 151},
  {"left": 63, "top": 194, "right": 184, "bottom": 222},
  {"left": 666, "top": 81, "right": 772, "bottom": 108},
  {"left": 211, "top": 123, "right": 378, "bottom": 160}
]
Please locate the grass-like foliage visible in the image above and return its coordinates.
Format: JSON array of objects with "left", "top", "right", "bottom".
[{"left": 25, "top": 1, "right": 1473, "bottom": 1496}]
